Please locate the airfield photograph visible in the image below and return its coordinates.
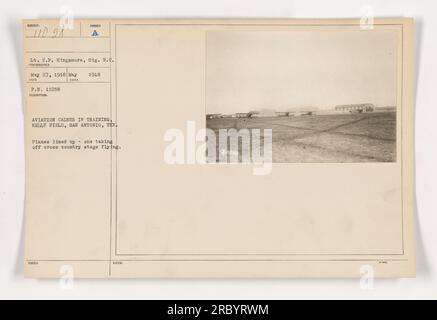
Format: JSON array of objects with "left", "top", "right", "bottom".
[
  {"left": 206, "top": 107, "right": 396, "bottom": 163},
  {"left": 206, "top": 30, "right": 399, "bottom": 163}
]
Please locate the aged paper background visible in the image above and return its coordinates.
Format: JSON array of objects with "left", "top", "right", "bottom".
[{"left": 23, "top": 19, "right": 415, "bottom": 278}]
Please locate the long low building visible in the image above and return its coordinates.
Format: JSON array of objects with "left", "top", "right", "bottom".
[{"left": 335, "top": 103, "right": 375, "bottom": 113}]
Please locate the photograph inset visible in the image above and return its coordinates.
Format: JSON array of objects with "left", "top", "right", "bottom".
[{"left": 206, "top": 31, "right": 398, "bottom": 163}]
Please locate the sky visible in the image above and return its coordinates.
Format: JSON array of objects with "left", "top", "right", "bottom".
[{"left": 206, "top": 30, "right": 398, "bottom": 114}]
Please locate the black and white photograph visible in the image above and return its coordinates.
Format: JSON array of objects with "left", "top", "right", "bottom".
[{"left": 206, "top": 30, "right": 398, "bottom": 163}]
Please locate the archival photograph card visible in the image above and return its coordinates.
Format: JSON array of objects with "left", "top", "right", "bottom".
[{"left": 23, "top": 18, "right": 415, "bottom": 278}]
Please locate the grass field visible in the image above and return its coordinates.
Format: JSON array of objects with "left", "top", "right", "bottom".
[{"left": 206, "top": 112, "right": 396, "bottom": 163}]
